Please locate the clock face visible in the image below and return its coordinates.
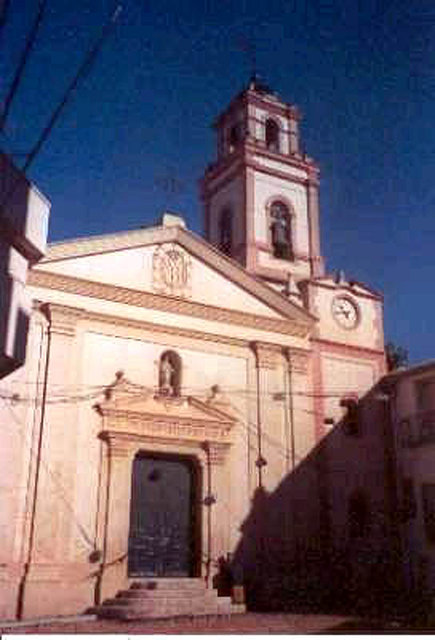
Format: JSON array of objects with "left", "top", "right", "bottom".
[{"left": 331, "top": 295, "right": 359, "bottom": 329}]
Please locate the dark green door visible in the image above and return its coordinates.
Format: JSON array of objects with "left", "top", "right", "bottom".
[{"left": 128, "top": 454, "right": 198, "bottom": 577}]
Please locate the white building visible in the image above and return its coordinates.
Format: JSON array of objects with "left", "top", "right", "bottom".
[
  {"left": 0, "top": 79, "right": 387, "bottom": 620},
  {"left": 382, "top": 362, "right": 435, "bottom": 617},
  {"left": 0, "top": 153, "right": 50, "bottom": 378}
]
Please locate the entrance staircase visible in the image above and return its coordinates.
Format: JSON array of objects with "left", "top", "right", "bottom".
[{"left": 94, "top": 578, "right": 245, "bottom": 620}]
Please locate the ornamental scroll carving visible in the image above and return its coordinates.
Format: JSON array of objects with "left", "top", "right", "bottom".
[{"left": 152, "top": 244, "right": 192, "bottom": 297}]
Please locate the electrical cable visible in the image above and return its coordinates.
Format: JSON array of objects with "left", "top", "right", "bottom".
[
  {"left": 0, "top": 3, "right": 123, "bottom": 244},
  {"left": 0, "top": 0, "right": 48, "bottom": 132},
  {"left": 20, "top": 3, "right": 123, "bottom": 175},
  {"left": 1, "top": 396, "right": 95, "bottom": 551},
  {"left": 0, "top": 379, "right": 359, "bottom": 405},
  {"left": 0, "top": 0, "right": 11, "bottom": 38}
]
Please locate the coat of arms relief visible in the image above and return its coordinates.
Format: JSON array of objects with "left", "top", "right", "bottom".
[{"left": 152, "top": 244, "right": 192, "bottom": 297}]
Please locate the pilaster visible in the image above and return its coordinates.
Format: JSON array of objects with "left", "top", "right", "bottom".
[
  {"left": 99, "top": 435, "right": 135, "bottom": 601},
  {"left": 250, "top": 342, "right": 282, "bottom": 490},
  {"left": 307, "top": 172, "right": 325, "bottom": 277},
  {"left": 30, "top": 304, "right": 81, "bottom": 565}
]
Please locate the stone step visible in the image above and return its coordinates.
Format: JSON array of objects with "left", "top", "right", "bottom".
[
  {"left": 105, "top": 591, "right": 231, "bottom": 607},
  {"left": 116, "top": 585, "right": 213, "bottom": 599},
  {"left": 123, "top": 587, "right": 207, "bottom": 597},
  {"left": 129, "top": 578, "right": 204, "bottom": 591},
  {"left": 109, "top": 592, "right": 221, "bottom": 605},
  {"left": 97, "top": 599, "right": 234, "bottom": 621},
  {"left": 95, "top": 577, "right": 245, "bottom": 620}
]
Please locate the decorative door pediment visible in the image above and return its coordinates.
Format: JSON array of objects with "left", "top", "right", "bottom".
[{"left": 94, "top": 374, "right": 236, "bottom": 458}]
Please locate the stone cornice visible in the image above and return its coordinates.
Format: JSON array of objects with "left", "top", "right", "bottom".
[
  {"left": 313, "top": 337, "right": 385, "bottom": 358},
  {"left": 303, "top": 277, "right": 383, "bottom": 302},
  {"left": 101, "top": 430, "right": 231, "bottom": 465},
  {"left": 212, "top": 87, "right": 300, "bottom": 128},
  {"left": 201, "top": 143, "right": 315, "bottom": 190},
  {"left": 41, "top": 225, "right": 180, "bottom": 262},
  {"left": 34, "top": 300, "right": 254, "bottom": 348},
  {"left": 98, "top": 404, "right": 234, "bottom": 433},
  {"left": 29, "top": 270, "right": 311, "bottom": 338},
  {"left": 48, "top": 304, "right": 79, "bottom": 337}
]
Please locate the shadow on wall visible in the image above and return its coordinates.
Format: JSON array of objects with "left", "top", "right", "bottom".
[{"left": 226, "top": 381, "right": 418, "bottom": 619}]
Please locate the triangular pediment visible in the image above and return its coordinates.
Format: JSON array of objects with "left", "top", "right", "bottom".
[
  {"left": 32, "top": 223, "right": 315, "bottom": 328},
  {"left": 94, "top": 376, "right": 236, "bottom": 459},
  {"left": 96, "top": 376, "right": 236, "bottom": 428}
]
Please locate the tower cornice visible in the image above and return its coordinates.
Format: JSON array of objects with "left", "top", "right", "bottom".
[{"left": 200, "top": 141, "right": 319, "bottom": 193}]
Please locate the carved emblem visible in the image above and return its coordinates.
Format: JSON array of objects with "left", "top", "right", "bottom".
[{"left": 152, "top": 244, "right": 192, "bottom": 297}]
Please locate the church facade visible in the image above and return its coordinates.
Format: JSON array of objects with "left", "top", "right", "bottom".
[{"left": 0, "top": 80, "right": 386, "bottom": 619}]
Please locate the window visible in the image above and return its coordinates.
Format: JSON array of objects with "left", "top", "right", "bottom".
[
  {"left": 416, "top": 378, "right": 435, "bottom": 444},
  {"left": 422, "top": 484, "right": 435, "bottom": 543},
  {"left": 348, "top": 490, "right": 370, "bottom": 538},
  {"left": 228, "top": 124, "right": 241, "bottom": 152},
  {"left": 269, "top": 201, "right": 293, "bottom": 260},
  {"left": 159, "top": 350, "right": 182, "bottom": 397},
  {"left": 401, "top": 477, "right": 417, "bottom": 522},
  {"left": 416, "top": 378, "right": 435, "bottom": 412},
  {"left": 265, "top": 118, "right": 280, "bottom": 152},
  {"left": 219, "top": 208, "right": 232, "bottom": 256},
  {"left": 340, "top": 397, "right": 360, "bottom": 436}
]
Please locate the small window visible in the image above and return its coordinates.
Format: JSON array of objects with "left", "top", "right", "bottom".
[
  {"left": 265, "top": 118, "right": 280, "bottom": 152},
  {"left": 229, "top": 124, "right": 241, "bottom": 152},
  {"left": 340, "top": 397, "right": 360, "bottom": 436},
  {"left": 159, "top": 350, "right": 182, "bottom": 397},
  {"left": 400, "top": 419, "right": 413, "bottom": 447},
  {"left": 401, "top": 477, "right": 417, "bottom": 522},
  {"left": 270, "top": 201, "right": 293, "bottom": 260},
  {"left": 219, "top": 208, "right": 232, "bottom": 256},
  {"left": 422, "top": 484, "right": 435, "bottom": 543},
  {"left": 348, "top": 490, "right": 370, "bottom": 538},
  {"left": 416, "top": 378, "right": 435, "bottom": 412}
]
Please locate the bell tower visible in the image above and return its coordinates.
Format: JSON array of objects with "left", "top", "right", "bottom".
[{"left": 200, "top": 77, "right": 325, "bottom": 289}]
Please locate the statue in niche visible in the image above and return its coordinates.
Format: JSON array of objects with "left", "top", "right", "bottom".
[
  {"left": 159, "top": 351, "right": 181, "bottom": 396},
  {"left": 160, "top": 355, "right": 175, "bottom": 395}
]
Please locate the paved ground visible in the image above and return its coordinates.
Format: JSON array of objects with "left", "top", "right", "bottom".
[{"left": 0, "top": 612, "right": 430, "bottom": 635}]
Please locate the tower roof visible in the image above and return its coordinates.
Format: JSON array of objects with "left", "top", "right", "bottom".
[
  {"left": 213, "top": 77, "right": 300, "bottom": 129},
  {"left": 247, "top": 73, "right": 276, "bottom": 97}
]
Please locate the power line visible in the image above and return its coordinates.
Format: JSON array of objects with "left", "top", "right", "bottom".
[
  {"left": 1, "top": 397, "right": 95, "bottom": 551},
  {"left": 20, "top": 3, "right": 123, "bottom": 175},
  {"left": 0, "top": 0, "right": 11, "bottom": 38},
  {"left": 0, "top": 0, "right": 48, "bottom": 132},
  {"left": 0, "top": 378, "right": 363, "bottom": 405},
  {"left": 0, "top": 3, "right": 123, "bottom": 244}
]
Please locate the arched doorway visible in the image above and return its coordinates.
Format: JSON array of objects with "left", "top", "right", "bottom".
[{"left": 127, "top": 452, "right": 201, "bottom": 578}]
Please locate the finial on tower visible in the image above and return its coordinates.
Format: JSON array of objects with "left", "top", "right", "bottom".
[
  {"left": 237, "top": 36, "right": 257, "bottom": 84},
  {"left": 236, "top": 37, "right": 276, "bottom": 95}
]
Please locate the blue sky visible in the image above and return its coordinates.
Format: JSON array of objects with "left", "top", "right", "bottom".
[{"left": 2, "top": 0, "right": 434, "bottom": 363}]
